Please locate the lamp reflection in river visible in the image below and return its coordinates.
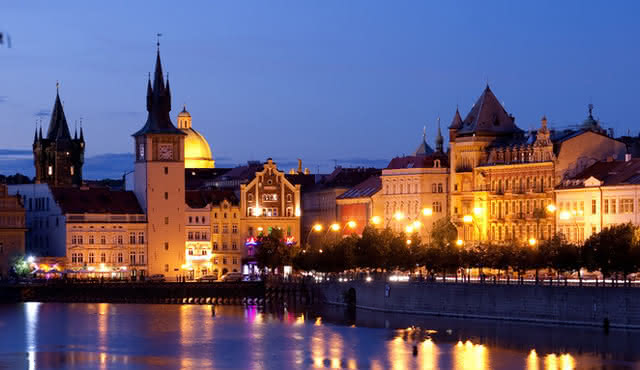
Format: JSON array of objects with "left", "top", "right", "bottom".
[
  {"left": 544, "top": 353, "right": 575, "bottom": 370},
  {"left": 527, "top": 349, "right": 539, "bottom": 370},
  {"left": 389, "top": 336, "right": 408, "bottom": 370},
  {"left": 25, "top": 302, "right": 41, "bottom": 370},
  {"left": 421, "top": 338, "right": 438, "bottom": 370},
  {"left": 454, "top": 340, "right": 487, "bottom": 370}
]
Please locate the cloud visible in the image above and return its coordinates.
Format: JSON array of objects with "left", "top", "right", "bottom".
[
  {"left": 34, "top": 109, "right": 50, "bottom": 117},
  {"left": 0, "top": 149, "right": 32, "bottom": 156},
  {"left": 0, "top": 96, "right": 7, "bottom": 103}
]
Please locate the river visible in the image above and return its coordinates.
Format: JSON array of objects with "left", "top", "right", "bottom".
[{"left": 0, "top": 302, "right": 638, "bottom": 369}]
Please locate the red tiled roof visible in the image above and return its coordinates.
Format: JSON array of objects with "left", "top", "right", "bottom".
[
  {"left": 559, "top": 158, "right": 640, "bottom": 188},
  {"left": 337, "top": 176, "right": 381, "bottom": 199},
  {"left": 386, "top": 152, "right": 449, "bottom": 169},
  {"left": 51, "top": 187, "right": 143, "bottom": 214},
  {"left": 185, "top": 189, "right": 239, "bottom": 208}
]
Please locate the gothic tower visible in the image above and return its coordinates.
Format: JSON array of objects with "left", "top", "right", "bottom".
[
  {"left": 33, "top": 85, "right": 85, "bottom": 187},
  {"left": 133, "top": 47, "right": 186, "bottom": 278}
]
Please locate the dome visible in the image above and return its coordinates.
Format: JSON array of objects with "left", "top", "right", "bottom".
[{"left": 176, "top": 106, "right": 215, "bottom": 169}]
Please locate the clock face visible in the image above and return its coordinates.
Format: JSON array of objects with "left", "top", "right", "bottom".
[
  {"left": 158, "top": 144, "right": 173, "bottom": 160},
  {"left": 138, "top": 144, "right": 145, "bottom": 160}
]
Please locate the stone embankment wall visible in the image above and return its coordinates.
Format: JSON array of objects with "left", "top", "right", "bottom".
[{"left": 315, "top": 281, "right": 640, "bottom": 329}]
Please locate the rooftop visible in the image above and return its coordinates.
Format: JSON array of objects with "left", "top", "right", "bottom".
[
  {"left": 336, "top": 176, "right": 381, "bottom": 200},
  {"left": 51, "top": 187, "right": 144, "bottom": 214}
]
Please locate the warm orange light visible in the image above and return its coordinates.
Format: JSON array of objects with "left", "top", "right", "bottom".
[
  {"left": 330, "top": 223, "right": 340, "bottom": 232},
  {"left": 422, "top": 208, "right": 433, "bottom": 216},
  {"left": 406, "top": 239, "right": 412, "bottom": 245},
  {"left": 371, "top": 216, "right": 382, "bottom": 225},
  {"left": 473, "top": 207, "right": 483, "bottom": 216},
  {"left": 463, "top": 215, "right": 473, "bottom": 223},
  {"left": 257, "top": 226, "right": 264, "bottom": 232},
  {"left": 528, "top": 238, "right": 537, "bottom": 246},
  {"left": 405, "top": 225, "right": 414, "bottom": 233},
  {"left": 412, "top": 220, "right": 422, "bottom": 229},
  {"left": 313, "top": 224, "right": 323, "bottom": 232},
  {"left": 318, "top": 249, "right": 323, "bottom": 253},
  {"left": 347, "top": 220, "right": 357, "bottom": 229},
  {"left": 546, "top": 204, "right": 556, "bottom": 212},
  {"left": 456, "top": 239, "right": 464, "bottom": 246},
  {"left": 393, "top": 211, "right": 405, "bottom": 221},
  {"left": 559, "top": 211, "right": 571, "bottom": 220}
]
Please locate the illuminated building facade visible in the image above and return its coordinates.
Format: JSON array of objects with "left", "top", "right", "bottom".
[
  {"left": 53, "top": 187, "right": 147, "bottom": 278},
  {"left": 133, "top": 48, "right": 187, "bottom": 278},
  {"left": 240, "top": 159, "right": 301, "bottom": 269},
  {"left": 33, "top": 86, "right": 85, "bottom": 187},
  {"left": 380, "top": 153, "right": 449, "bottom": 239},
  {"left": 555, "top": 157, "right": 640, "bottom": 244},
  {"left": 0, "top": 184, "right": 26, "bottom": 278},
  {"left": 185, "top": 190, "right": 243, "bottom": 279},
  {"left": 449, "top": 86, "right": 627, "bottom": 244}
]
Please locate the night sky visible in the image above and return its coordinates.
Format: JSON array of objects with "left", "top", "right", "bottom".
[{"left": 1, "top": 1, "right": 639, "bottom": 178}]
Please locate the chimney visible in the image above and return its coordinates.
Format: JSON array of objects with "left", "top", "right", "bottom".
[
  {"left": 297, "top": 159, "right": 302, "bottom": 173},
  {"left": 625, "top": 153, "right": 632, "bottom": 162}
]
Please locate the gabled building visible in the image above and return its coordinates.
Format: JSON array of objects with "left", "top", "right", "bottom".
[
  {"left": 449, "top": 86, "right": 627, "bottom": 244},
  {"left": 335, "top": 176, "right": 383, "bottom": 236},
  {"left": 555, "top": 156, "right": 640, "bottom": 244},
  {"left": 33, "top": 86, "right": 85, "bottom": 187}
]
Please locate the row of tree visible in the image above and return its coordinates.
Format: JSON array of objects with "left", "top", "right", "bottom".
[{"left": 254, "top": 219, "right": 640, "bottom": 279}]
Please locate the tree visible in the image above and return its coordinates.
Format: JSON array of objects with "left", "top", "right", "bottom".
[
  {"left": 430, "top": 218, "right": 458, "bottom": 248},
  {"left": 255, "top": 228, "right": 299, "bottom": 272},
  {"left": 583, "top": 223, "right": 639, "bottom": 280},
  {"left": 10, "top": 255, "right": 31, "bottom": 278}
]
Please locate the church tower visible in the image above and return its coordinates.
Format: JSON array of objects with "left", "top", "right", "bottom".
[
  {"left": 133, "top": 46, "right": 186, "bottom": 278},
  {"left": 33, "top": 85, "right": 85, "bottom": 186}
]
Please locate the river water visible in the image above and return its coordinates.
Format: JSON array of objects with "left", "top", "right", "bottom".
[{"left": 0, "top": 302, "right": 638, "bottom": 369}]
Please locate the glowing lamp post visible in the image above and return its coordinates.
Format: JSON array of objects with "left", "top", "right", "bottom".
[
  {"left": 528, "top": 238, "right": 537, "bottom": 246},
  {"left": 371, "top": 216, "right": 382, "bottom": 226},
  {"left": 422, "top": 208, "right": 433, "bottom": 216}
]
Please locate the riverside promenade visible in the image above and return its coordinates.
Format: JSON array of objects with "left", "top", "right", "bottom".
[{"left": 314, "top": 279, "right": 640, "bottom": 329}]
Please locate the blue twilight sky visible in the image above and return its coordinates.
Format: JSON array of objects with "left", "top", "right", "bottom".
[{"left": 0, "top": 1, "right": 639, "bottom": 178}]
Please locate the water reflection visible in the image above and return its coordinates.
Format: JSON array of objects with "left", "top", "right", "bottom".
[{"left": 0, "top": 302, "right": 638, "bottom": 369}]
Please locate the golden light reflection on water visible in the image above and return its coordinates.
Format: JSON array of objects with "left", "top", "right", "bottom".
[
  {"left": 421, "top": 338, "right": 438, "bottom": 370},
  {"left": 389, "top": 336, "right": 409, "bottom": 370},
  {"left": 544, "top": 353, "right": 576, "bottom": 370},
  {"left": 311, "top": 329, "right": 326, "bottom": 368},
  {"left": 527, "top": 349, "right": 539, "bottom": 370},
  {"left": 454, "top": 340, "right": 488, "bottom": 370}
]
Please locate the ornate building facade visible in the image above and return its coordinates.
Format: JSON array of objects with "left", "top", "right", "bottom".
[
  {"left": 33, "top": 86, "right": 85, "bottom": 187},
  {"left": 240, "top": 159, "right": 301, "bottom": 271},
  {"left": 449, "top": 86, "right": 627, "bottom": 244}
]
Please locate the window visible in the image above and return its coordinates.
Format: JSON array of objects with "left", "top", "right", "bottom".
[
  {"left": 195, "top": 216, "right": 199, "bottom": 223},
  {"left": 129, "top": 232, "right": 136, "bottom": 244},
  {"left": 71, "top": 253, "right": 77, "bottom": 263},
  {"left": 164, "top": 264, "right": 169, "bottom": 273},
  {"left": 223, "top": 257, "right": 228, "bottom": 265},
  {"left": 72, "top": 235, "right": 77, "bottom": 244},
  {"left": 201, "top": 249, "right": 207, "bottom": 256},
  {"left": 621, "top": 199, "right": 634, "bottom": 213},
  {"left": 78, "top": 235, "right": 84, "bottom": 244},
  {"left": 604, "top": 199, "right": 609, "bottom": 214},
  {"left": 232, "top": 257, "right": 238, "bottom": 265},
  {"left": 232, "top": 241, "right": 237, "bottom": 250},
  {"left": 213, "top": 257, "right": 219, "bottom": 265},
  {"left": 286, "top": 207, "right": 293, "bottom": 217},
  {"left": 48, "top": 166, "right": 53, "bottom": 176},
  {"left": 100, "top": 253, "right": 106, "bottom": 263},
  {"left": 263, "top": 193, "right": 278, "bottom": 201},
  {"left": 222, "top": 243, "right": 228, "bottom": 250},
  {"left": 232, "top": 224, "right": 238, "bottom": 234},
  {"left": 139, "top": 254, "right": 145, "bottom": 265},
  {"left": 117, "top": 253, "right": 123, "bottom": 263},
  {"left": 117, "top": 235, "right": 123, "bottom": 245},
  {"left": 165, "top": 217, "right": 169, "bottom": 225},
  {"left": 213, "top": 242, "right": 218, "bottom": 250},
  {"left": 287, "top": 194, "right": 292, "bottom": 202},
  {"left": 189, "top": 216, "right": 193, "bottom": 223},
  {"left": 164, "top": 167, "right": 168, "bottom": 175},
  {"left": 164, "top": 192, "right": 168, "bottom": 200},
  {"left": 438, "top": 183, "right": 443, "bottom": 193},
  {"left": 195, "top": 231, "right": 201, "bottom": 240},
  {"left": 188, "top": 232, "right": 194, "bottom": 240},
  {"left": 130, "top": 251, "right": 136, "bottom": 265},
  {"left": 213, "top": 224, "right": 219, "bottom": 234},
  {"left": 138, "top": 232, "right": 145, "bottom": 244},
  {"left": 89, "top": 235, "right": 95, "bottom": 244},
  {"left": 223, "top": 224, "right": 229, "bottom": 234},
  {"left": 188, "top": 248, "right": 194, "bottom": 256},
  {"left": 612, "top": 199, "right": 617, "bottom": 214},
  {"left": 77, "top": 253, "right": 84, "bottom": 263},
  {"left": 592, "top": 199, "right": 597, "bottom": 215},
  {"left": 101, "top": 235, "right": 106, "bottom": 245},
  {"left": 431, "top": 184, "right": 437, "bottom": 193},
  {"left": 248, "top": 194, "right": 254, "bottom": 202},
  {"left": 164, "top": 242, "right": 169, "bottom": 251}
]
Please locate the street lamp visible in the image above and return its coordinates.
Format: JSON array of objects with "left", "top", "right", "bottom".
[
  {"left": 559, "top": 211, "right": 571, "bottom": 220},
  {"left": 463, "top": 215, "right": 473, "bottom": 224},
  {"left": 422, "top": 208, "right": 433, "bottom": 216},
  {"left": 393, "top": 211, "right": 405, "bottom": 221},
  {"left": 528, "top": 237, "right": 537, "bottom": 246},
  {"left": 405, "top": 225, "right": 414, "bottom": 233},
  {"left": 371, "top": 216, "right": 382, "bottom": 226},
  {"left": 346, "top": 220, "right": 357, "bottom": 229},
  {"left": 406, "top": 239, "right": 412, "bottom": 245},
  {"left": 456, "top": 239, "right": 464, "bottom": 246},
  {"left": 546, "top": 204, "right": 556, "bottom": 213},
  {"left": 330, "top": 223, "right": 340, "bottom": 232}
]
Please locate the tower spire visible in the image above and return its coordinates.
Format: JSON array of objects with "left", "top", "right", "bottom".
[
  {"left": 436, "top": 117, "right": 444, "bottom": 153},
  {"left": 33, "top": 121, "right": 38, "bottom": 144}
]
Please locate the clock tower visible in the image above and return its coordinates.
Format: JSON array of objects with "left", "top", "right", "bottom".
[{"left": 133, "top": 47, "right": 186, "bottom": 279}]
